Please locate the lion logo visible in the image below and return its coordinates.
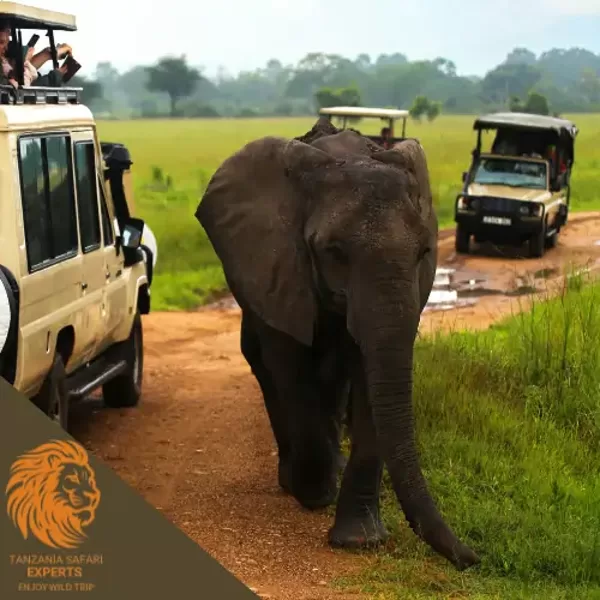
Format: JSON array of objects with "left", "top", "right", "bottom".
[{"left": 5, "top": 439, "right": 100, "bottom": 549}]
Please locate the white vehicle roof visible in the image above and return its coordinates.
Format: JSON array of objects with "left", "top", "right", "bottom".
[
  {"left": 0, "top": 2, "right": 76, "bottom": 31},
  {"left": 319, "top": 106, "right": 409, "bottom": 120}
]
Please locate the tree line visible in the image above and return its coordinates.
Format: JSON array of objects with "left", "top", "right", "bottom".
[{"left": 78, "top": 46, "right": 600, "bottom": 119}]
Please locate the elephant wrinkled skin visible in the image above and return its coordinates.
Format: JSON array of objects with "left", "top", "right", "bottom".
[{"left": 194, "top": 118, "right": 480, "bottom": 571}]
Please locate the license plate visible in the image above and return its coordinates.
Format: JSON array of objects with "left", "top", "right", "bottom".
[{"left": 483, "top": 216, "right": 511, "bottom": 226}]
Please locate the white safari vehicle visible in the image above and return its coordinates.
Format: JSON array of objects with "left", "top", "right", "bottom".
[
  {"left": 0, "top": 3, "right": 158, "bottom": 432},
  {"left": 318, "top": 105, "right": 409, "bottom": 147}
]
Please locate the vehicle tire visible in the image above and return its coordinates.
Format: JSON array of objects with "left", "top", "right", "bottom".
[
  {"left": 32, "top": 353, "right": 70, "bottom": 431},
  {"left": 455, "top": 225, "right": 470, "bottom": 254},
  {"left": 546, "top": 224, "right": 558, "bottom": 249},
  {"left": 0, "top": 268, "right": 17, "bottom": 381},
  {"left": 529, "top": 222, "right": 546, "bottom": 258},
  {"left": 102, "top": 312, "right": 143, "bottom": 408}
]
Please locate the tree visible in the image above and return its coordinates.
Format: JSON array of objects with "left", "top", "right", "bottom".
[
  {"left": 146, "top": 56, "right": 201, "bottom": 116},
  {"left": 70, "top": 75, "right": 103, "bottom": 107},
  {"left": 524, "top": 92, "right": 550, "bottom": 115},
  {"left": 509, "top": 95, "right": 524, "bottom": 112},
  {"left": 426, "top": 100, "right": 442, "bottom": 121},
  {"left": 314, "top": 85, "right": 361, "bottom": 111},
  {"left": 481, "top": 63, "right": 542, "bottom": 104},
  {"left": 409, "top": 95, "right": 430, "bottom": 121},
  {"left": 504, "top": 48, "right": 537, "bottom": 66}
]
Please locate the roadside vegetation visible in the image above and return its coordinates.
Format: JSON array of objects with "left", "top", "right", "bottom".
[
  {"left": 96, "top": 113, "right": 600, "bottom": 311},
  {"left": 332, "top": 272, "right": 600, "bottom": 599}
]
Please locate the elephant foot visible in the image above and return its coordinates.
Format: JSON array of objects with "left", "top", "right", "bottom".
[
  {"left": 328, "top": 514, "right": 389, "bottom": 549},
  {"left": 278, "top": 456, "right": 336, "bottom": 508},
  {"left": 287, "top": 454, "right": 338, "bottom": 510}
]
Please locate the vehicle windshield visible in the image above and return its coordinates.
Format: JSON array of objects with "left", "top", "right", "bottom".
[{"left": 471, "top": 157, "right": 547, "bottom": 189}]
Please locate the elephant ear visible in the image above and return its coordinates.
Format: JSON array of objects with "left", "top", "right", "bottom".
[
  {"left": 195, "top": 136, "right": 335, "bottom": 347},
  {"left": 371, "top": 139, "right": 435, "bottom": 222}
]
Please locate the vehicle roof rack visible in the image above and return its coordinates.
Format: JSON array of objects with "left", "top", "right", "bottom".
[
  {"left": 0, "top": 83, "right": 82, "bottom": 105},
  {"left": 319, "top": 106, "right": 409, "bottom": 120}
]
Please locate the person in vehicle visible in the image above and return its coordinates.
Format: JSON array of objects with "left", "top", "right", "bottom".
[
  {"left": 380, "top": 126, "right": 392, "bottom": 149},
  {"left": 0, "top": 21, "right": 74, "bottom": 88}
]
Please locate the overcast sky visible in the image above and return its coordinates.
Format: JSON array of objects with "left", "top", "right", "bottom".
[{"left": 37, "top": 0, "right": 600, "bottom": 79}]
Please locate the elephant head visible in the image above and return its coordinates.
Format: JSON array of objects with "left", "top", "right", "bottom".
[{"left": 195, "top": 125, "right": 479, "bottom": 570}]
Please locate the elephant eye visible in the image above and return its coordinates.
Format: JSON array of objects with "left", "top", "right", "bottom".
[
  {"left": 326, "top": 242, "right": 348, "bottom": 264},
  {"left": 419, "top": 246, "right": 432, "bottom": 260}
]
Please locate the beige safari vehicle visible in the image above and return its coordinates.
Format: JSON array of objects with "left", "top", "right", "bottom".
[
  {"left": 455, "top": 112, "right": 578, "bottom": 257},
  {"left": 0, "top": 4, "right": 158, "bottom": 432},
  {"left": 318, "top": 105, "right": 409, "bottom": 146}
]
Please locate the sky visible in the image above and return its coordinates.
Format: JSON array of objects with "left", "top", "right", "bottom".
[{"left": 33, "top": 0, "right": 600, "bottom": 79}]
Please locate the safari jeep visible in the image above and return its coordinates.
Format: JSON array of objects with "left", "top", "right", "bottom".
[
  {"left": 318, "top": 105, "right": 409, "bottom": 146},
  {"left": 0, "top": 4, "right": 158, "bottom": 432},
  {"left": 455, "top": 112, "right": 578, "bottom": 258}
]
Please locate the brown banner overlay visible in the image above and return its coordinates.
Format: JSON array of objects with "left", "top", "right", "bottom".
[{"left": 0, "top": 377, "right": 259, "bottom": 599}]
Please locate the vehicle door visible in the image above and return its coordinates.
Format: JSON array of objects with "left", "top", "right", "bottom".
[
  {"left": 96, "top": 162, "right": 127, "bottom": 353},
  {"left": 15, "top": 132, "right": 88, "bottom": 391},
  {"left": 70, "top": 132, "right": 106, "bottom": 362}
]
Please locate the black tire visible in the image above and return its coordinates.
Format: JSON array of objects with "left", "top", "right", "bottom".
[
  {"left": 529, "top": 221, "right": 546, "bottom": 258},
  {"left": 103, "top": 312, "right": 143, "bottom": 408},
  {"left": 546, "top": 224, "right": 558, "bottom": 249},
  {"left": 455, "top": 225, "right": 470, "bottom": 254},
  {"left": 32, "top": 353, "right": 70, "bottom": 431}
]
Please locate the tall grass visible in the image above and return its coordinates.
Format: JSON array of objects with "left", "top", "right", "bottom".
[
  {"left": 95, "top": 114, "right": 600, "bottom": 311},
  {"left": 336, "top": 274, "right": 600, "bottom": 598}
]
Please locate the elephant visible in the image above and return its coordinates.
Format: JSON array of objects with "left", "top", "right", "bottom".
[{"left": 194, "top": 118, "right": 480, "bottom": 571}]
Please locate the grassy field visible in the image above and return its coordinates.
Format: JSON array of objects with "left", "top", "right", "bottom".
[
  {"left": 334, "top": 274, "right": 600, "bottom": 599},
  {"left": 95, "top": 114, "right": 600, "bottom": 311}
]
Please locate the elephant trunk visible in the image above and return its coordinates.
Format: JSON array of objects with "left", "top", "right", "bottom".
[{"left": 355, "top": 279, "right": 479, "bottom": 570}]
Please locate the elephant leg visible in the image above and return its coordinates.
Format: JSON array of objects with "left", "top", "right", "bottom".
[
  {"left": 316, "top": 345, "right": 350, "bottom": 476},
  {"left": 255, "top": 319, "right": 338, "bottom": 510},
  {"left": 240, "top": 310, "right": 292, "bottom": 493},
  {"left": 328, "top": 355, "right": 389, "bottom": 548}
]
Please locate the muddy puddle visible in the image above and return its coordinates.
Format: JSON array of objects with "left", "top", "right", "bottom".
[{"left": 424, "top": 266, "right": 543, "bottom": 312}]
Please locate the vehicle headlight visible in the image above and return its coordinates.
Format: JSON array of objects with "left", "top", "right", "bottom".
[
  {"left": 530, "top": 203, "right": 544, "bottom": 217},
  {"left": 519, "top": 205, "right": 529, "bottom": 215}
]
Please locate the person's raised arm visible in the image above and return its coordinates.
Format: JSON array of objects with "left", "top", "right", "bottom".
[{"left": 30, "top": 43, "right": 72, "bottom": 70}]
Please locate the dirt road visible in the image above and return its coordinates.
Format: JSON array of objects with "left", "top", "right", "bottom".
[{"left": 70, "top": 212, "right": 600, "bottom": 600}]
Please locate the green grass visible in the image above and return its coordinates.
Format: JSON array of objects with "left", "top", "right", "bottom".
[
  {"left": 330, "top": 272, "right": 600, "bottom": 598},
  {"left": 95, "top": 113, "right": 600, "bottom": 310}
]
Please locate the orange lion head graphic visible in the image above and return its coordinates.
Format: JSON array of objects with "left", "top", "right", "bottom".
[{"left": 5, "top": 439, "right": 100, "bottom": 549}]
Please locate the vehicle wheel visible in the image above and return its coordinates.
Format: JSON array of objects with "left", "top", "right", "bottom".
[
  {"left": 455, "top": 225, "right": 471, "bottom": 254},
  {"left": 546, "top": 225, "right": 558, "bottom": 249},
  {"left": 103, "top": 312, "right": 143, "bottom": 408},
  {"left": 32, "top": 354, "right": 70, "bottom": 431},
  {"left": 529, "top": 222, "right": 546, "bottom": 258}
]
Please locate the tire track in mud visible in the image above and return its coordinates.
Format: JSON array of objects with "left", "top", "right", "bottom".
[{"left": 69, "top": 211, "right": 600, "bottom": 600}]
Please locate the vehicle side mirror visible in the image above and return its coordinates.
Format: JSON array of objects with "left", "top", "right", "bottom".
[
  {"left": 462, "top": 171, "right": 468, "bottom": 183},
  {"left": 122, "top": 217, "right": 145, "bottom": 249},
  {"left": 119, "top": 217, "right": 145, "bottom": 266}
]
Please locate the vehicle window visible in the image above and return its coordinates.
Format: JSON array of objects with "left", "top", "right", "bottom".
[
  {"left": 19, "top": 138, "right": 50, "bottom": 270},
  {"left": 46, "top": 136, "right": 78, "bottom": 258},
  {"left": 98, "top": 180, "right": 114, "bottom": 246},
  {"left": 472, "top": 158, "right": 547, "bottom": 189},
  {"left": 19, "top": 134, "right": 78, "bottom": 272},
  {"left": 74, "top": 142, "right": 101, "bottom": 252}
]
